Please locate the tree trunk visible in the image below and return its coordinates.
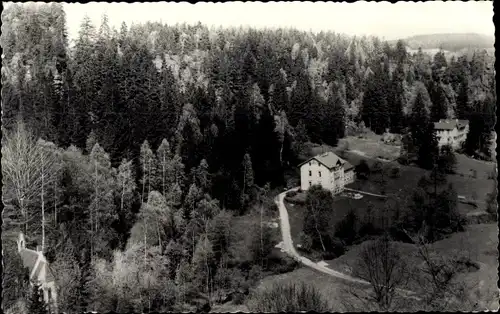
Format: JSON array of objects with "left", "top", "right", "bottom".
[
  {"left": 94, "top": 161, "right": 99, "bottom": 258},
  {"left": 311, "top": 202, "right": 326, "bottom": 252},
  {"left": 162, "top": 156, "right": 166, "bottom": 197},
  {"left": 141, "top": 162, "right": 146, "bottom": 204},
  {"left": 41, "top": 168, "right": 45, "bottom": 252},
  {"left": 54, "top": 181, "right": 58, "bottom": 225},
  {"left": 260, "top": 205, "right": 264, "bottom": 268},
  {"left": 121, "top": 180, "right": 125, "bottom": 214},
  {"left": 157, "top": 220, "right": 162, "bottom": 252},
  {"left": 147, "top": 159, "right": 151, "bottom": 198}
]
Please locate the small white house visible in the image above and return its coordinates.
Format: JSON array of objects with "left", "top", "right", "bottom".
[
  {"left": 17, "top": 233, "right": 58, "bottom": 313},
  {"left": 298, "top": 151, "right": 355, "bottom": 194},
  {"left": 434, "top": 119, "right": 469, "bottom": 150}
]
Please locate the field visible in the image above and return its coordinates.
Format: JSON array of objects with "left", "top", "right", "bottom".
[
  {"left": 325, "top": 223, "right": 499, "bottom": 311},
  {"left": 338, "top": 134, "right": 401, "bottom": 161}
]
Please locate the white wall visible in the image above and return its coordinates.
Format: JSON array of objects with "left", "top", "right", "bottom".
[
  {"left": 437, "top": 127, "right": 468, "bottom": 150},
  {"left": 344, "top": 170, "right": 354, "bottom": 185},
  {"left": 300, "top": 160, "right": 332, "bottom": 190}
]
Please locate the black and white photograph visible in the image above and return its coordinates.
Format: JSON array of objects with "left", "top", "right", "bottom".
[{"left": 1, "top": 1, "right": 497, "bottom": 313}]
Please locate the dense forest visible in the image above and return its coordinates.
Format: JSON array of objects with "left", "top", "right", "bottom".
[{"left": 1, "top": 3, "right": 496, "bottom": 313}]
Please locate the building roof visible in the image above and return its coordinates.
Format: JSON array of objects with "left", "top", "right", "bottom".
[
  {"left": 18, "top": 234, "right": 56, "bottom": 284},
  {"left": 298, "top": 151, "right": 351, "bottom": 170},
  {"left": 19, "top": 248, "right": 39, "bottom": 275},
  {"left": 435, "top": 119, "right": 469, "bottom": 130},
  {"left": 344, "top": 161, "right": 355, "bottom": 171},
  {"left": 45, "top": 265, "right": 55, "bottom": 283},
  {"left": 434, "top": 122, "right": 455, "bottom": 130}
]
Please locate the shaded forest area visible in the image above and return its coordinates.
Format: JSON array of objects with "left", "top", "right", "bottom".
[{"left": 1, "top": 3, "right": 496, "bottom": 313}]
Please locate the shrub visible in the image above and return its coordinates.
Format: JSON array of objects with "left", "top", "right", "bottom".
[
  {"left": 247, "top": 282, "right": 330, "bottom": 312},
  {"left": 372, "top": 161, "right": 383, "bottom": 173},
  {"left": 270, "top": 255, "right": 300, "bottom": 274},
  {"left": 397, "top": 154, "right": 410, "bottom": 165},
  {"left": 286, "top": 190, "right": 298, "bottom": 198},
  {"left": 232, "top": 292, "right": 245, "bottom": 305},
  {"left": 334, "top": 210, "right": 358, "bottom": 246},
  {"left": 389, "top": 166, "right": 401, "bottom": 178},
  {"left": 298, "top": 232, "right": 313, "bottom": 252},
  {"left": 355, "top": 160, "right": 370, "bottom": 179}
]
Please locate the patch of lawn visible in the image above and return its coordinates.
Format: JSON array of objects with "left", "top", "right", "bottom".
[
  {"left": 254, "top": 267, "right": 368, "bottom": 312},
  {"left": 284, "top": 199, "right": 306, "bottom": 247},
  {"left": 338, "top": 135, "right": 401, "bottom": 161}
]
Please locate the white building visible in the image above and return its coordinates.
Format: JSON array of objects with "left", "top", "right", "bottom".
[
  {"left": 298, "top": 151, "right": 355, "bottom": 194},
  {"left": 434, "top": 119, "right": 469, "bottom": 150},
  {"left": 17, "top": 233, "right": 58, "bottom": 313}
]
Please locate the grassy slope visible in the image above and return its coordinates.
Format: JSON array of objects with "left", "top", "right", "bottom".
[{"left": 325, "top": 223, "right": 499, "bottom": 310}]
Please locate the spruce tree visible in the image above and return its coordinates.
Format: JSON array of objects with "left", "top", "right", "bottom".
[
  {"left": 456, "top": 77, "right": 470, "bottom": 119},
  {"left": 430, "top": 82, "right": 448, "bottom": 122}
]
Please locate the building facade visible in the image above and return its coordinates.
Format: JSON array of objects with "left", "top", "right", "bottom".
[
  {"left": 17, "top": 233, "right": 58, "bottom": 313},
  {"left": 298, "top": 152, "right": 355, "bottom": 194},
  {"left": 434, "top": 119, "right": 469, "bottom": 150}
]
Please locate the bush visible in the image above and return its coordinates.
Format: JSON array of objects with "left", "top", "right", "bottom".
[
  {"left": 355, "top": 160, "right": 370, "bottom": 179},
  {"left": 270, "top": 255, "right": 300, "bottom": 274},
  {"left": 286, "top": 190, "right": 298, "bottom": 198},
  {"left": 397, "top": 154, "right": 410, "bottom": 165},
  {"left": 334, "top": 210, "right": 358, "bottom": 246},
  {"left": 372, "top": 161, "right": 383, "bottom": 173},
  {"left": 298, "top": 232, "right": 313, "bottom": 252},
  {"left": 232, "top": 291, "right": 245, "bottom": 305},
  {"left": 247, "top": 282, "right": 330, "bottom": 312},
  {"left": 389, "top": 166, "right": 401, "bottom": 178}
]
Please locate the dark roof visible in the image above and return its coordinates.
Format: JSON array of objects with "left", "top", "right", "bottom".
[
  {"left": 19, "top": 248, "right": 39, "bottom": 275},
  {"left": 299, "top": 152, "right": 352, "bottom": 170},
  {"left": 435, "top": 119, "right": 469, "bottom": 130},
  {"left": 45, "top": 265, "right": 55, "bottom": 283},
  {"left": 32, "top": 261, "right": 44, "bottom": 280},
  {"left": 434, "top": 122, "right": 455, "bottom": 130},
  {"left": 344, "top": 161, "right": 355, "bottom": 171}
]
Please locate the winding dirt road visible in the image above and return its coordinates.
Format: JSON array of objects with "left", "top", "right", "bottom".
[
  {"left": 275, "top": 188, "right": 370, "bottom": 284},
  {"left": 274, "top": 187, "right": 421, "bottom": 300}
]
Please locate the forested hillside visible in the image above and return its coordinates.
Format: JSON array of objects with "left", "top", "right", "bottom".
[
  {"left": 398, "top": 33, "right": 494, "bottom": 51},
  {"left": 1, "top": 3, "right": 496, "bottom": 313}
]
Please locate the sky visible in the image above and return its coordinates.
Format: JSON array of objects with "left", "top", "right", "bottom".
[{"left": 62, "top": 1, "right": 494, "bottom": 42}]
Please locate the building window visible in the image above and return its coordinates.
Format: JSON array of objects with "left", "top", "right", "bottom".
[
  {"left": 318, "top": 171, "right": 322, "bottom": 177},
  {"left": 48, "top": 288, "right": 52, "bottom": 301},
  {"left": 309, "top": 162, "right": 311, "bottom": 166},
  {"left": 309, "top": 181, "right": 312, "bottom": 187},
  {"left": 309, "top": 170, "right": 312, "bottom": 176}
]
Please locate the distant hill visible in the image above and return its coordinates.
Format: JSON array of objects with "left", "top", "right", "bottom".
[{"left": 391, "top": 33, "right": 494, "bottom": 52}]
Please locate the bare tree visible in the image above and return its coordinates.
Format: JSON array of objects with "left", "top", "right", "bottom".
[
  {"left": 2, "top": 122, "right": 60, "bottom": 250},
  {"left": 2, "top": 121, "right": 42, "bottom": 234},
  {"left": 414, "top": 236, "right": 481, "bottom": 311},
  {"left": 36, "top": 139, "right": 61, "bottom": 251},
  {"left": 351, "top": 233, "right": 409, "bottom": 311}
]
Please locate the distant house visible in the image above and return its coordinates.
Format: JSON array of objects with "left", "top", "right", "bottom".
[
  {"left": 17, "top": 233, "right": 58, "bottom": 313},
  {"left": 298, "top": 151, "right": 355, "bottom": 194},
  {"left": 434, "top": 119, "right": 469, "bottom": 150}
]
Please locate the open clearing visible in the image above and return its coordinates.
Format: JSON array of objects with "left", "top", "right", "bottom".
[{"left": 338, "top": 134, "right": 401, "bottom": 161}]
